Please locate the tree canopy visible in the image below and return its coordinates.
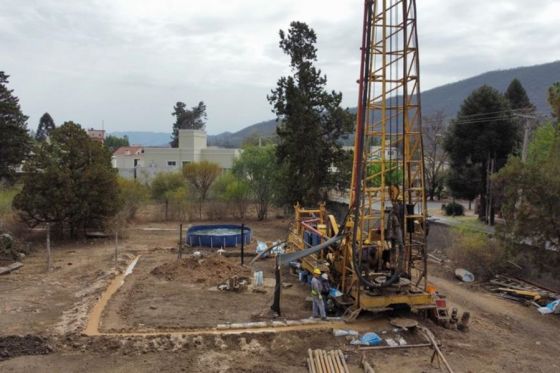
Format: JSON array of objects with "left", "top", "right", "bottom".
[
  {"left": 35, "top": 112, "right": 56, "bottom": 142},
  {"left": 0, "top": 72, "right": 31, "bottom": 182},
  {"left": 444, "top": 85, "right": 519, "bottom": 223},
  {"left": 170, "top": 101, "right": 207, "bottom": 147},
  {"left": 268, "top": 21, "right": 354, "bottom": 206},
  {"left": 505, "top": 79, "right": 535, "bottom": 111},
  {"left": 548, "top": 82, "right": 560, "bottom": 118},
  {"left": 13, "top": 122, "right": 120, "bottom": 237},
  {"left": 150, "top": 171, "right": 186, "bottom": 220},
  {"left": 233, "top": 144, "right": 277, "bottom": 220},
  {"left": 105, "top": 134, "right": 130, "bottom": 153},
  {"left": 423, "top": 111, "right": 448, "bottom": 200},
  {"left": 494, "top": 82, "right": 560, "bottom": 249},
  {"left": 182, "top": 161, "right": 220, "bottom": 218}
]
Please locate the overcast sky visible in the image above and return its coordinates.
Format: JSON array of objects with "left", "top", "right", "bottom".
[{"left": 1, "top": 0, "right": 559, "bottom": 135}]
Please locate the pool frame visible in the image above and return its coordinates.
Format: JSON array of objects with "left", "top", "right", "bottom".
[{"left": 185, "top": 224, "right": 252, "bottom": 248}]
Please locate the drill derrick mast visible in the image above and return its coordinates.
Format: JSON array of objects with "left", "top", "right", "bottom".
[
  {"left": 343, "top": 0, "right": 429, "bottom": 309},
  {"left": 277, "top": 0, "right": 432, "bottom": 315}
]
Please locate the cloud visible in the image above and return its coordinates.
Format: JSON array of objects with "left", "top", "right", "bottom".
[{"left": 1, "top": 0, "right": 559, "bottom": 134}]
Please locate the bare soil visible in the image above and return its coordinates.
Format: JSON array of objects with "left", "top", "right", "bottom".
[{"left": 1, "top": 217, "right": 559, "bottom": 372}]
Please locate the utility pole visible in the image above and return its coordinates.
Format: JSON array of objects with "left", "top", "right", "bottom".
[{"left": 515, "top": 113, "right": 539, "bottom": 163}]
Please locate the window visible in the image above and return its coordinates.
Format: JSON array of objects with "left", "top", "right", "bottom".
[{"left": 167, "top": 161, "right": 177, "bottom": 166}]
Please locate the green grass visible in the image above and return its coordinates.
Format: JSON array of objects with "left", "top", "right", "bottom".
[{"left": 0, "top": 187, "right": 19, "bottom": 215}]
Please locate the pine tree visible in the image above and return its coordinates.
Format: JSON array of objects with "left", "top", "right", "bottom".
[
  {"left": 35, "top": 112, "right": 56, "bottom": 142},
  {"left": 505, "top": 79, "right": 535, "bottom": 111},
  {"left": 0, "top": 72, "right": 31, "bottom": 181},
  {"left": 444, "top": 85, "right": 519, "bottom": 224},
  {"left": 13, "top": 122, "right": 120, "bottom": 237},
  {"left": 267, "top": 21, "right": 354, "bottom": 205},
  {"left": 170, "top": 101, "right": 207, "bottom": 147}
]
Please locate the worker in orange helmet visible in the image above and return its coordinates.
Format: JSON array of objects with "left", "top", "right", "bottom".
[{"left": 311, "top": 268, "right": 327, "bottom": 320}]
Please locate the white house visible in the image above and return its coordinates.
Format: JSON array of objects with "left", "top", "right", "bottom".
[{"left": 112, "top": 129, "right": 240, "bottom": 180}]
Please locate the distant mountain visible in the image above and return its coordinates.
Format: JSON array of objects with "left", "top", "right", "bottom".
[
  {"left": 113, "top": 61, "right": 560, "bottom": 148},
  {"left": 109, "top": 131, "right": 171, "bottom": 147},
  {"left": 207, "top": 119, "right": 278, "bottom": 148},
  {"left": 208, "top": 61, "right": 559, "bottom": 148},
  {"left": 421, "top": 60, "right": 559, "bottom": 118}
]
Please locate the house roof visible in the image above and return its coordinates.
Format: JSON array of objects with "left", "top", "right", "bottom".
[{"left": 113, "top": 146, "right": 143, "bottom": 156}]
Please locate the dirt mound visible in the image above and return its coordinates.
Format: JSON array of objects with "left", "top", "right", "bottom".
[
  {"left": 0, "top": 335, "right": 53, "bottom": 361},
  {"left": 151, "top": 255, "right": 251, "bottom": 285}
]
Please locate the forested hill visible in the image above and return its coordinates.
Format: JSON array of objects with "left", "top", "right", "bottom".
[
  {"left": 421, "top": 60, "right": 559, "bottom": 118},
  {"left": 115, "top": 61, "right": 560, "bottom": 147}
]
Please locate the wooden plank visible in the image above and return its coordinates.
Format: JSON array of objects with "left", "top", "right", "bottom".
[
  {"left": 338, "top": 350, "right": 349, "bottom": 373},
  {"left": 308, "top": 349, "right": 316, "bottom": 373}
]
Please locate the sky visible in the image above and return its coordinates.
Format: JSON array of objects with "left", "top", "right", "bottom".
[{"left": 1, "top": 0, "right": 559, "bottom": 135}]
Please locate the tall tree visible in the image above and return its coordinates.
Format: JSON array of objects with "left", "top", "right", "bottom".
[
  {"left": 268, "top": 21, "right": 354, "bottom": 206},
  {"left": 549, "top": 82, "right": 560, "bottom": 119},
  {"left": 505, "top": 79, "right": 535, "bottom": 111},
  {"left": 35, "top": 113, "right": 56, "bottom": 142},
  {"left": 423, "top": 111, "right": 448, "bottom": 200},
  {"left": 105, "top": 134, "right": 130, "bottom": 153},
  {"left": 444, "top": 85, "right": 519, "bottom": 224},
  {"left": 0, "top": 72, "right": 31, "bottom": 182},
  {"left": 233, "top": 144, "right": 277, "bottom": 220},
  {"left": 493, "top": 83, "right": 560, "bottom": 251},
  {"left": 182, "top": 161, "right": 220, "bottom": 218},
  {"left": 170, "top": 101, "right": 207, "bottom": 147},
  {"left": 13, "top": 122, "right": 120, "bottom": 237}
]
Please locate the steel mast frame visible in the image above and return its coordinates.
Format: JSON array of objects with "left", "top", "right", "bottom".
[{"left": 348, "top": 0, "right": 428, "bottom": 297}]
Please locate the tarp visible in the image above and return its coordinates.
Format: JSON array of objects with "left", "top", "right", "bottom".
[{"left": 538, "top": 299, "right": 560, "bottom": 315}]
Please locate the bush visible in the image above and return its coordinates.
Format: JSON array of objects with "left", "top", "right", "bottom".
[
  {"left": 443, "top": 202, "right": 465, "bottom": 216},
  {"left": 0, "top": 233, "right": 28, "bottom": 261},
  {"left": 118, "top": 178, "right": 150, "bottom": 220},
  {"left": 448, "top": 229, "right": 509, "bottom": 280}
]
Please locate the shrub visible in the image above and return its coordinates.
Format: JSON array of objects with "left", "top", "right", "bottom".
[
  {"left": 443, "top": 202, "right": 464, "bottom": 216},
  {"left": 118, "top": 178, "right": 150, "bottom": 220},
  {"left": 448, "top": 228, "right": 509, "bottom": 280}
]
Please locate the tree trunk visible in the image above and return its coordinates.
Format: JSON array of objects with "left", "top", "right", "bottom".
[
  {"left": 478, "top": 194, "right": 487, "bottom": 222},
  {"left": 46, "top": 223, "right": 52, "bottom": 272},
  {"left": 489, "top": 202, "right": 496, "bottom": 226}
]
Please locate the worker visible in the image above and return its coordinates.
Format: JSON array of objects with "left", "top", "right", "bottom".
[
  {"left": 311, "top": 268, "right": 327, "bottom": 320},
  {"left": 320, "top": 272, "right": 331, "bottom": 312}
]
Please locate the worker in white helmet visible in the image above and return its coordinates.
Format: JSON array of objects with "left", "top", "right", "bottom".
[{"left": 311, "top": 268, "right": 327, "bottom": 320}]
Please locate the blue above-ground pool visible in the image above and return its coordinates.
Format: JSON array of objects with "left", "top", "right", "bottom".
[{"left": 186, "top": 224, "right": 251, "bottom": 248}]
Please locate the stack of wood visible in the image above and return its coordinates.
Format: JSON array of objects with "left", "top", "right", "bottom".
[
  {"left": 307, "top": 349, "right": 349, "bottom": 373},
  {"left": 487, "top": 275, "right": 559, "bottom": 306}
]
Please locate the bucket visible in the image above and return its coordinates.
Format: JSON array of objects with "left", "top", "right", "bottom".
[{"left": 253, "top": 271, "right": 264, "bottom": 287}]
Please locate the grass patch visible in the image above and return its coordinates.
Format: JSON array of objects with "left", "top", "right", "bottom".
[
  {"left": 448, "top": 227, "right": 509, "bottom": 280},
  {"left": 0, "top": 187, "right": 19, "bottom": 215}
]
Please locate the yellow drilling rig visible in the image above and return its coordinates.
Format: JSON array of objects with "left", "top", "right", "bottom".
[{"left": 273, "top": 0, "right": 434, "bottom": 317}]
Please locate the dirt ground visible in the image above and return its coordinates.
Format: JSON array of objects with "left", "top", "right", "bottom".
[{"left": 1, "top": 217, "right": 560, "bottom": 372}]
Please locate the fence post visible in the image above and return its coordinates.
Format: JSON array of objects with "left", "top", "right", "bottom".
[
  {"left": 177, "top": 223, "right": 183, "bottom": 261},
  {"left": 240, "top": 223, "right": 245, "bottom": 266}
]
